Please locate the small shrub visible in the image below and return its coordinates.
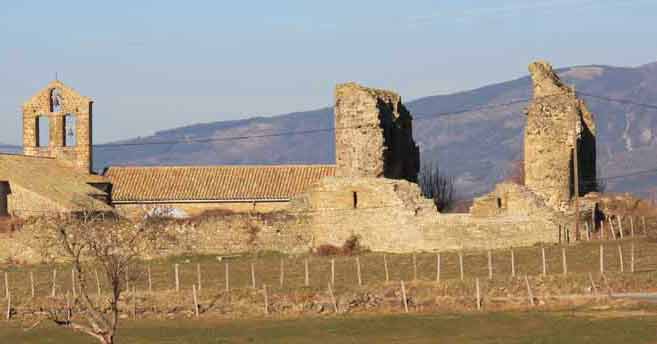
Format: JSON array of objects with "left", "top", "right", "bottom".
[
  {"left": 314, "top": 235, "right": 365, "bottom": 256},
  {"left": 315, "top": 244, "right": 341, "bottom": 256}
]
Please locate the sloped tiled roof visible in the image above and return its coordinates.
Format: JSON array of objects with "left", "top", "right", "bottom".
[
  {"left": 0, "top": 154, "right": 112, "bottom": 212},
  {"left": 105, "top": 165, "right": 336, "bottom": 202}
]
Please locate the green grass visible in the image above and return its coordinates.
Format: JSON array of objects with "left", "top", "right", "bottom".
[
  {"left": 2, "top": 310, "right": 657, "bottom": 343},
  {"left": 3, "top": 239, "right": 657, "bottom": 303}
]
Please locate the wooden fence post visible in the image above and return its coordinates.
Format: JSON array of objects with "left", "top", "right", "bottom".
[
  {"left": 71, "top": 269, "right": 77, "bottom": 299},
  {"left": 263, "top": 284, "right": 269, "bottom": 316},
  {"left": 330, "top": 259, "right": 335, "bottom": 286},
  {"left": 630, "top": 217, "right": 635, "bottom": 237},
  {"left": 541, "top": 247, "right": 547, "bottom": 276},
  {"left": 400, "top": 280, "right": 409, "bottom": 313},
  {"left": 412, "top": 254, "right": 418, "bottom": 282},
  {"left": 642, "top": 216, "right": 648, "bottom": 235},
  {"left": 631, "top": 242, "right": 635, "bottom": 273},
  {"left": 95, "top": 269, "right": 101, "bottom": 296},
  {"left": 192, "top": 284, "right": 199, "bottom": 318},
  {"left": 225, "top": 262, "right": 230, "bottom": 292},
  {"left": 51, "top": 269, "right": 57, "bottom": 298},
  {"left": 510, "top": 249, "right": 516, "bottom": 278},
  {"left": 304, "top": 259, "right": 310, "bottom": 287},
  {"left": 436, "top": 253, "right": 441, "bottom": 282},
  {"left": 327, "top": 283, "right": 338, "bottom": 314},
  {"left": 174, "top": 264, "right": 180, "bottom": 292},
  {"left": 356, "top": 257, "right": 362, "bottom": 286},
  {"left": 148, "top": 265, "right": 153, "bottom": 294},
  {"left": 251, "top": 263, "right": 256, "bottom": 289},
  {"left": 618, "top": 216, "right": 625, "bottom": 239},
  {"left": 384, "top": 255, "right": 390, "bottom": 283},
  {"left": 459, "top": 251, "right": 464, "bottom": 281},
  {"left": 525, "top": 275, "right": 535, "bottom": 307},
  {"left": 30, "top": 271, "right": 35, "bottom": 298},
  {"left": 488, "top": 251, "right": 493, "bottom": 280},
  {"left": 475, "top": 278, "right": 481, "bottom": 311},
  {"left": 280, "top": 259, "right": 285, "bottom": 288},
  {"left": 608, "top": 217, "right": 617, "bottom": 240},
  {"left": 561, "top": 247, "right": 568, "bottom": 276},
  {"left": 618, "top": 245, "right": 624, "bottom": 273},
  {"left": 599, "top": 244, "right": 604, "bottom": 274},
  {"left": 5, "top": 290, "right": 10, "bottom": 321},
  {"left": 197, "top": 263, "right": 202, "bottom": 292},
  {"left": 588, "top": 272, "right": 598, "bottom": 295},
  {"left": 4, "top": 272, "right": 8, "bottom": 300}
]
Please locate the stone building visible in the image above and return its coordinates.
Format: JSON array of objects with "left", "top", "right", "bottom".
[
  {"left": 106, "top": 165, "right": 335, "bottom": 217},
  {"left": 0, "top": 80, "right": 111, "bottom": 218},
  {"left": 524, "top": 61, "right": 596, "bottom": 210},
  {"left": 22, "top": 80, "right": 94, "bottom": 173}
]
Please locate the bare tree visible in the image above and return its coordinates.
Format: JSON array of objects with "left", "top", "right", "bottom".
[
  {"left": 36, "top": 212, "right": 171, "bottom": 344},
  {"left": 418, "top": 161, "right": 455, "bottom": 212}
]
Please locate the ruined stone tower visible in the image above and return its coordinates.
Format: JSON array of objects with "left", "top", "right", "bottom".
[
  {"left": 22, "top": 80, "right": 93, "bottom": 173},
  {"left": 334, "top": 83, "right": 420, "bottom": 182},
  {"left": 524, "top": 61, "right": 596, "bottom": 210}
]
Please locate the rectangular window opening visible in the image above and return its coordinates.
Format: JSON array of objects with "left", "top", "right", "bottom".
[{"left": 353, "top": 191, "right": 358, "bottom": 209}]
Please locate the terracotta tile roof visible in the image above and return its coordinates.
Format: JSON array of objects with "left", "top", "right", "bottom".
[
  {"left": 105, "top": 165, "right": 336, "bottom": 202},
  {"left": 0, "top": 154, "right": 112, "bottom": 212}
]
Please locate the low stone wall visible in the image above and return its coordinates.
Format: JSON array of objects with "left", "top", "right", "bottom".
[{"left": 0, "top": 211, "right": 311, "bottom": 264}]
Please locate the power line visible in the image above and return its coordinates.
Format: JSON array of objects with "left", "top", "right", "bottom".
[{"left": 7, "top": 91, "right": 657, "bottom": 152}]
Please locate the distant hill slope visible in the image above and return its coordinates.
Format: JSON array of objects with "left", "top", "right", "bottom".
[{"left": 7, "top": 63, "right": 657, "bottom": 200}]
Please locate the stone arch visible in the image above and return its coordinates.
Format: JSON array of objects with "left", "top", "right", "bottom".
[
  {"left": 64, "top": 114, "right": 77, "bottom": 147},
  {"left": 50, "top": 88, "right": 62, "bottom": 113},
  {"left": 37, "top": 115, "right": 50, "bottom": 147}
]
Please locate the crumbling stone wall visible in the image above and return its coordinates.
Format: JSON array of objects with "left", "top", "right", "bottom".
[
  {"left": 292, "top": 177, "right": 560, "bottom": 253},
  {"left": 334, "top": 83, "right": 419, "bottom": 182},
  {"left": 22, "top": 80, "right": 93, "bottom": 173},
  {"left": 524, "top": 61, "right": 596, "bottom": 210}
]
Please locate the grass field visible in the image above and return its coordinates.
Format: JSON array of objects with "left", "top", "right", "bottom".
[
  {"left": 2, "top": 239, "right": 657, "bottom": 299},
  {"left": 2, "top": 310, "right": 657, "bottom": 343}
]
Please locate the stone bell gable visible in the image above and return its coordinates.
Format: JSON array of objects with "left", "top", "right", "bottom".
[{"left": 22, "top": 80, "right": 93, "bottom": 173}]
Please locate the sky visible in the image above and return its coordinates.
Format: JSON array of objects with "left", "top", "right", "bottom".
[{"left": 1, "top": 0, "right": 656, "bottom": 144}]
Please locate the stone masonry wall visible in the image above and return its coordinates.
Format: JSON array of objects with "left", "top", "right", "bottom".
[
  {"left": 292, "top": 177, "right": 560, "bottom": 253},
  {"left": 334, "top": 83, "right": 419, "bottom": 182},
  {"left": 23, "top": 80, "right": 93, "bottom": 173},
  {"left": 524, "top": 61, "right": 596, "bottom": 211}
]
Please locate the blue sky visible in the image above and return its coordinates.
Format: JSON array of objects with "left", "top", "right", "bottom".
[{"left": 1, "top": 0, "right": 656, "bottom": 144}]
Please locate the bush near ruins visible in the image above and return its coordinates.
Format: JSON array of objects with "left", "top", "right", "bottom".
[
  {"left": 315, "top": 235, "right": 364, "bottom": 256},
  {"left": 418, "top": 161, "right": 455, "bottom": 212}
]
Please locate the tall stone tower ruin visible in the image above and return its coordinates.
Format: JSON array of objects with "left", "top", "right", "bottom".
[
  {"left": 524, "top": 61, "right": 596, "bottom": 210},
  {"left": 22, "top": 80, "right": 93, "bottom": 173},
  {"left": 334, "top": 83, "right": 420, "bottom": 182}
]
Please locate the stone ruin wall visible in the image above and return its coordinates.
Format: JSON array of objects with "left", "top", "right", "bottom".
[
  {"left": 22, "top": 80, "right": 93, "bottom": 173},
  {"left": 334, "top": 83, "right": 420, "bottom": 182},
  {"left": 524, "top": 61, "right": 596, "bottom": 211}
]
